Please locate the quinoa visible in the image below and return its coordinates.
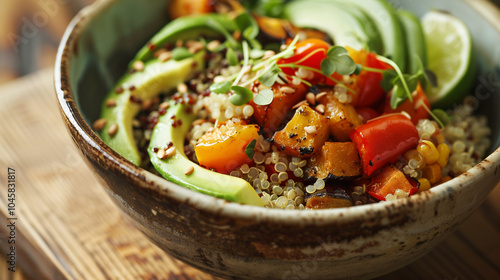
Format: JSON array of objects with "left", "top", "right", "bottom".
[{"left": 130, "top": 38, "right": 491, "bottom": 209}]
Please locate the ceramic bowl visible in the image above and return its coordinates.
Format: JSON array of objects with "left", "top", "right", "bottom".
[{"left": 55, "top": 0, "right": 500, "bottom": 279}]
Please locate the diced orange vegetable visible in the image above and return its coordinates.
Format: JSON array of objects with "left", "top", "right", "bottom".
[
  {"left": 367, "top": 165, "right": 418, "bottom": 201},
  {"left": 195, "top": 122, "right": 259, "bottom": 174},
  {"left": 317, "top": 92, "right": 363, "bottom": 141},
  {"left": 272, "top": 105, "right": 329, "bottom": 158},
  {"left": 250, "top": 82, "right": 308, "bottom": 138},
  {"left": 422, "top": 163, "right": 442, "bottom": 184},
  {"left": 417, "top": 178, "right": 431, "bottom": 193},
  {"left": 306, "top": 194, "right": 353, "bottom": 209},
  {"left": 169, "top": 0, "right": 214, "bottom": 19},
  {"left": 306, "top": 142, "right": 362, "bottom": 181}
]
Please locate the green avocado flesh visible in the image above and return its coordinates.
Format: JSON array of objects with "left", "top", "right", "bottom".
[
  {"left": 397, "top": 10, "right": 428, "bottom": 75},
  {"left": 284, "top": 0, "right": 382, "bottom": 53},
  {"left": 133, "top": 14, "right": 237, "bottom": 63},
  {"left": 148, "top": 102, "right": 264, "bottom": 207},
  {"left": 301, "top": 0, "right": 406, "bottom": 70},
  {"left": 100, "top": 51, "right": 205, "bottom": 165}
]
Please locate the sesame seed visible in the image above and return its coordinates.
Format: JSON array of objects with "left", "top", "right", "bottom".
[
  {"left": 292, "top": 100, "right": 307, "bottom": 109},
  {"left": 315, "top": 104, "right": 325, "bottom": 114},
  {"left": 105, "top": 99, "right": 116, "bottom": 107},
  {"left": 92, "top": 118, "right": 107, "bottom": 131},
  {"left": 158, "top": 51, "right": 172, "bottom": 62},
  {"left": 280, "top": 86, "right": 295, "bottom": 94},
  {"left": 177, "top": 83, "right": 188, "bottom": 93},
  {"left": 184, "top": 165, "right": 195, "bottom": 175},
  {"left": 304, "top": 126, "right": 317, "bottom": 134},
  {"left": 316, "top": 91, "right": 327, "bottom": 100},
  {"left": 306, "top": 92, "right": 316, "bottom": 105},
  {"left": 165, "top": 147, "right": 176, "bottom": 158},
  {"left": 207, "top": 40, "right": 221, "bottom": 52},
  {"left": 107, "top": 124, "right": 118, "bottom": 136},
  {"left": 156, "top": 148, "right": 166, "bottom": 159},
  {"left": 132, "top": 60, "right": 145, "bottom": 71}
]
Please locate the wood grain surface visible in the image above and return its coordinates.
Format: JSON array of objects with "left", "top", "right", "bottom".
[{"left": 0, "top": 70, "right": 500, "bottom": 280}]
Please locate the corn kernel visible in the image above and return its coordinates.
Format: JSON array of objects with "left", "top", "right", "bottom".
[
  {"left": 417, "top": 140, "right": 439, "bottom": 164},
  {"left": 422, "top": 163, "right": 442, "bottom": 184},
  {"left": 433, "top": 131, "right": 445, "bottom": 144},
  {"left": 417, "top": 178, "right": 431, "bottom": 193},
  {"left": 436, "top": 143, "right": 451, "bottom": 168}
]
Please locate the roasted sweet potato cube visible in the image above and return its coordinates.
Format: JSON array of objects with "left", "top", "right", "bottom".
[
  {"left": 367, "top": 165, "right": 418, "bottom": 201},
  {"left": 317, "top": 92, "right": 363, "bottom": 141},
  {"left": 306, "top": 142, "right": 362, "bottom": 181},
  {"left": 250, "top": 82, "right": 308, "bottom": 138},
  {"left": 272, "top": 105, "right": 329, "bottom": 157}
]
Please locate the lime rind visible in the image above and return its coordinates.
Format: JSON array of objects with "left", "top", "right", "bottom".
[{"left": 422, "top": 10, "right": 476, "bottom": 108}]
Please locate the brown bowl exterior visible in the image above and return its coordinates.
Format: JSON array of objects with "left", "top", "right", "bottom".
[{"left": 55, "top": 0, "right": 500, "bottom": 279}]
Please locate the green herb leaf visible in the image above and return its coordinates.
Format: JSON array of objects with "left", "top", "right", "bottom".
[
  {"left": 320, "top": 59, "right": 336, "bottom": 77},
  {"left": 235, "top": 12, "right": 259, "bottom": 40},
  {"left": 321, "top": 46, "right": 357, "bottom": 76},
  {"left": 209, "top": 81, "right": 232, "bottom": 94},
  {"left": 250, "top": 49, "right": 266, "bottom": 59},
  {"left": 431, "top": 109, "right": 450, "bottom": 127},
  {"left": 171, "top": 47, "right": 193, "bottom": 61},
  {"left": 229, "top": 85, "right": 254, "bottom": 105},
  {"left": 381, "top": 70, "right": 397, "bottom": 92},
  {"left": 226, "top": 47, "right": 239, "bottom": 66},
  {"left": 253, "top": 89, "right": 274, "bottom": 105},
  {"left": 245, "top": 139, "right": 257, "bottom": 159},
  {"left": 259, "top": 62, "right": 280, "bottom": 87}
]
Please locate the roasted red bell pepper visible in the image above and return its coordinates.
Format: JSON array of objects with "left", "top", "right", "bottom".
[
  {"left": 277, "top": 39, "right": 330, "bottom": 83},
  {"left": 382, "top": 82, "right": 430, "bottom": 125},
  {"left": 349, "top": 114, "right": 419, "bottom": 176}
]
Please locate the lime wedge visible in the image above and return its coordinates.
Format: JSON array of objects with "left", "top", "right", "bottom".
[{"left": 422, "top": 10, "right": 476, "bottom": 108}]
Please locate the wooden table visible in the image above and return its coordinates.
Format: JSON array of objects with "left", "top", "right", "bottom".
[{"left": 1, "top": 69, "right": 500, "bottom": 279}]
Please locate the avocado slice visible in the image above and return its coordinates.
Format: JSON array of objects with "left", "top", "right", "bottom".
[
  {"left": 397, "top": 10, "right": 428, "bottom": 75},
  {"left": 283, "top": 0, "right": 382, "bottom": 52},
  {"left": 100, "top": 51, "right": 205, "bottom": 165},
  {"left": 148, "top": 102, "right": 265, "bottom": 206},
  {"left": 318, "top": 0, "right": 407, "bottom": 70},
  {"left": 133, "top": 14, "right": 238, "bottom": 63}
]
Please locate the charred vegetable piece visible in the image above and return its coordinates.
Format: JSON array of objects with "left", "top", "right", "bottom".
[
  {"left": 149, "top": 102, "right": 264, "bottom": 206},
  {"left": 168, "top": 0, "right": 214, "bottom": 19},
  {"left": 273, "top": 104, "right": 329, "bottom": 158},
  {"left": 250, "top": 82, "right": 308, "bottom": 138},
  {"left": 367, "top": 165, "right": 418, "bottom": 201},
  {"left": 195, "top": 122, "right": 259, "bottom": 174},
  {"left": 349, "top": 114, "right": 419, "bottom": 176},
  {"left": 255, "top": 15, "right": 330, "bottom": 43},
  {"left": 317, "top": 91, "right": 363, "bottom": 141},
  {"left": 306, "top": 142, "right": 362, "bottom": 181},
  {"left": 306, "top": 187, "right": 353, "bottom": 209}
]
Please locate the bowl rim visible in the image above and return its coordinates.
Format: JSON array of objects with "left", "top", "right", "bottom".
[{"left": 54, "top": 0, "right": 500, "bottom": 225}]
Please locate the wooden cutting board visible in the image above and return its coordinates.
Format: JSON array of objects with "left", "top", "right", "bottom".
[{"left": 1, "top": 69, "right": 500, "bottom": 279}]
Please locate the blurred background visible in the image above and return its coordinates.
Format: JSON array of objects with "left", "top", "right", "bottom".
[{"left": 0, "top": 0, "right": 95, "bottom": 86}]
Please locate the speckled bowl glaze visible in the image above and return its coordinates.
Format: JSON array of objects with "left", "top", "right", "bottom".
[{"left": 55, "top": 0, "right": 500, "bottom": 279}]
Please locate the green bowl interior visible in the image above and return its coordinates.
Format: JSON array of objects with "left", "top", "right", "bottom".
[{"left": 70, "top": 0, "right": 500, "bottom": 155}]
